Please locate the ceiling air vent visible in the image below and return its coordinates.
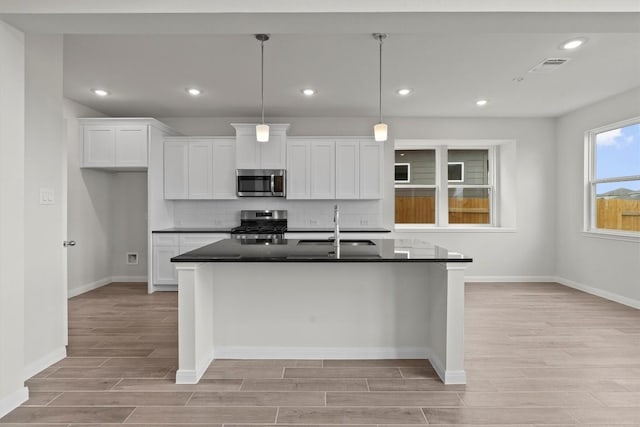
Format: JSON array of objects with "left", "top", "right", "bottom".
[{"left": 528, "top": 58, "right": 570, "bottom": 73}]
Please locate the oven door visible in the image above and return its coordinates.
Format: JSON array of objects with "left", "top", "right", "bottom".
[{"left": 236, "top": 170, "right": 286, "bottom": 197}]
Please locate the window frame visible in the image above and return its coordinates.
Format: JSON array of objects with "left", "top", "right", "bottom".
[
  {"left": 394, "top": 140, "right": 499, "bottom": 229},
  {"left": 394, "top": 162, "right": 411, "bottom": 183},
  {"left": 584, "top": 117, "right": 640, "bottom": 238}
]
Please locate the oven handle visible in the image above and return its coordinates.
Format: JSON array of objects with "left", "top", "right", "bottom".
[{"left": 270, "top": 174, "right": 275, "bottom": 194}]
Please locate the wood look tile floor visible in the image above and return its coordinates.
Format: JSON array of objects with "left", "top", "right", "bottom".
[{"left": 2, "top": 282, "right": 639, "bottom": 426}]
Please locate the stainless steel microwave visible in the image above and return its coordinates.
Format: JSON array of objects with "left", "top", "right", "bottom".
[{"left": 236, "top": 169, "right": 286, "bottom": 197}]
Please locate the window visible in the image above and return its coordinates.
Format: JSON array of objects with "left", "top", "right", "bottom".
[
  {"left": 394, "top": 163, "right": 410, "bottom": 183},
  {"left": 395, "top": 143, "right": 496, "bottom": 227},
  {"left": 447, "top": 162, "right": 464, "bottom": 182},
  {"left": 586, "top": 119, "right": 640, "bottom": 235}
]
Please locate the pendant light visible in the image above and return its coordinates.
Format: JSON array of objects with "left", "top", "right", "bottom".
[
  {"left": 373, "top": 33, "right": 388, "bottom": 142},
  {"left": 255, "top": 34, "right": 270, "bottom": 142}
]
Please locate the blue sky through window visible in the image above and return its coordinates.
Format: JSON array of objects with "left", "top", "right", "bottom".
[{"left": 596, "top": 123, "right": 640, "bottom": 194}]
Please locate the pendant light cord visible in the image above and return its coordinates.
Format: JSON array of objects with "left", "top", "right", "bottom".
[
  {"left": 261, "top": 38, "right": 265, "bottom": 125},
  {"left": 378, "top": 35, "right": 383, "bottom": 124}
]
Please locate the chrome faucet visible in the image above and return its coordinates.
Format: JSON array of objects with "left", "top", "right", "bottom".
[{"left": 333, "top": 204, "right": 340, "bottom": 247}]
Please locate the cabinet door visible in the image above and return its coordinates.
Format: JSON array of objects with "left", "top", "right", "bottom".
[
  {"left": 164, "top": 140, "right": 189, "bottom": 199},
  {"left": 115, "top": 125, "right": 148, "bottom": 167},
  {"left": 235, "top": 132, "right": 260, "bottom": 169},
  {"left": 310, "top": 140, "right": 335, "bottom": 199},
  {"left": 260, "top": 131, "right": 286, "bottom": 169},
  {"left": 188, "top": 141, "right": 214, "bottom": 199},
  {"left": 359, "top": 140, "right": 384, "bottom": 199},
  {"left": 212, "top": 139, "right": 237, "bottom": 199},
  {"left": 152, "top": 245, "right": 179, "bottom": 285},
  {"left": 335, "top": 140, "right": 360, "bottom": 199},
  {"left": 286, "top": 139, "right": 310, "bottom": 199},
  {"left": 83, "top": 126, "right": 115, "bottom": 167}
]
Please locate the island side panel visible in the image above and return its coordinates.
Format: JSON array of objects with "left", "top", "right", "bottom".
[{"left": 175, "top": 263, "right": 215, "bottom": 384}]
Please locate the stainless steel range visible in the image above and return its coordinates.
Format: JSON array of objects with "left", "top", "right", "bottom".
[{"left": 231, "top": 210, "right": 287, "bottom": 244}]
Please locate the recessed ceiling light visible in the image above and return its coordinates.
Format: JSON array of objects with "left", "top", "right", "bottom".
[
  {"left": 476, "top": 99, "right": 488, "bottom": 107},
  {"left": 91, "top": 88, "right": 109, "bottom": 97},
  {"left": 301, "top": 88, "right": 316, "bottom": 96},
  {"left": 187, "top": 88, "right": 202, "bottom": 96},
  {"left": 561, "top": 37, "right": 587, "bottom": 50},
  {"left": 397, "top": 88, "right": 412, "bottom": 96}
]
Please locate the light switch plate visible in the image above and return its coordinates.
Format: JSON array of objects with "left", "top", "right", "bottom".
[{"left": 39, "top": 188, "right": 54, "bottom": 205}]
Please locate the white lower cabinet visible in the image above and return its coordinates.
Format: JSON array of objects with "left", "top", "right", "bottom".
[{"left": 152, "top": 233, "right": 229, "bottom": 286}]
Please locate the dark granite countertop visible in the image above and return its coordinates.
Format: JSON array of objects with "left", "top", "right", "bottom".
[
  {"left": 153, "top": 228, "right": 233, "bottom": 233},
  {"left": 154, "top": 228, "right": 391, "bottom": 234},
  {"left": 286, "top": 228, "right": 391, "bottom": 233},
  {"left": 171, "top": 238, "right": 472, "bottom": 263}
]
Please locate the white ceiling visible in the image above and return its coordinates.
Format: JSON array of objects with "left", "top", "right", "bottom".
[{"left": 2, "top": 4, "right": 640, "bottom": 119}]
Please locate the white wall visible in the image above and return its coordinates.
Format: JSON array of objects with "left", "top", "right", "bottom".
[
  {"left": 0, "top": 20, "right": 28, "bottom": 417},
  {"left": 64, "top": 100, "right": 115, "bottom": 295},
  {"left": 112, "top": 172, "right": 148, "bottom": 280},
  {"left": 160, "top": 116, "right": 557, "bottom": 278},
  {"left": 556, "top": 87, "right": 640, "bottom": 307},
  {"left": 23, "top": 34, "right": 67, "bottom": 378}
]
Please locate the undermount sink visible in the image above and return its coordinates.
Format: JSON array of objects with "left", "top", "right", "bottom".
[{"left": 297, "top": 239, "right": 376, "bottom": 246}]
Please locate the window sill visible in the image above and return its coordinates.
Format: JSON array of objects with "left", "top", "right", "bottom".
[
  {"left": 395, "top": 225, "right": 516, "bottom": 233},
  {"left": 582, "top": 230, "right": 640, "bottom": 243}
]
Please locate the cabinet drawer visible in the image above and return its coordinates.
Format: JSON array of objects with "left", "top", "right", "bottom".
[{"left": 153, "top": 234, "right": 179, "bottom": 247}]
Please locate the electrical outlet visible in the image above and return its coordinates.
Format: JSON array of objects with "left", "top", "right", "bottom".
[
  {"left": 127, "top": 252, "right": 139, "bottom": 265},
  {"left": 309, "top": 219, "right": 319, "bottom": 226},
  {"left": 360, "top": 219, "right": 369, "bottom": 226}
]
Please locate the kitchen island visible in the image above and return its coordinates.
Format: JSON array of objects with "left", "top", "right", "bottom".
[{"left": 171, "top": 238, "right": 472, "bottom": 385}]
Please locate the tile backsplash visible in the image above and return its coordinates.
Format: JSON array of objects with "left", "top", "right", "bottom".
[{"left": 173, "top": 199, "right": 382, "bottom": 228}]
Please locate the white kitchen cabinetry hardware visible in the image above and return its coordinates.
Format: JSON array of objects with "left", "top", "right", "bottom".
[
  {"left": 232, "top": 123, "right": 290, "bottom": 169},
  {"left": 82, "top": 124, "right": 148, "bottom": 169},
  {"left": 152, "top": 233, "right": 229, "bottom": 286},
  {"left": 163, "top": 137, "right": 237, "bottom": 200}
]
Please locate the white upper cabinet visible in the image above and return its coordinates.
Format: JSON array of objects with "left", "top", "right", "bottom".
[
  {"left": 82, "top": 124, "right": 148, "bottom": 169},
  {"left": 286, "top": 139, "right": 311, "bottom": 199},
  {"left": 232, "top": 123, "right": 289, "bottom": 169},
  {"left": 164, "top": 140, "right": 189, "bottom": 199},
  {"left": 211, "top": 139, "right": 237, "bottom": 199},
  {"left": 287, "top": 138, "right": 380, "bottom": 200},
  {"left": 335, "top": 140, "right": 360, "bottom": 199},
  {"left": 163, "top": 137, "right": 237, "bottom": 200},
  {"left": 359, "top": 140, "right": 384, "bottom": 199},
  {"left": 310, "top": 140, "right": 336, "bottom": 199},
  {"left": 188, "top": 141, "right": 214, "bottom": 199},
  {"left": 114, "top": 126, "right": 148, "bottom": 167}
]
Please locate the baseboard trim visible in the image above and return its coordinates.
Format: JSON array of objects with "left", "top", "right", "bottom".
[
  {"left": 465, "top": 275, "right": 639, "bottom": 309},
  {"left": 23, "top": 346, "right": 67, "bottom": 381},
  {"left": 69, "top": 276, "right": 148, "bottom": 298},
  {"left": 0, "top": 386, "right": 28, "bottom": 419},
  {"left": 213, "top": 346, "right": 430, "bottom": 360},
  {"left": 465, "top": 275, "right": 557, "bottom": 283},
  {"left": 176, "top": 352, "right": 215, "bottom": 385},
  {"left": 111, "top": 276, "right": 147, "bottom": 283},
  {"left": 554, "top": 276, "right": 640, "bottom": 310},
  {"left": 68, "top": 277, "right": 111, "bottom": 298}
]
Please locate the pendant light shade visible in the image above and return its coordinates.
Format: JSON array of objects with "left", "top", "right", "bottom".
[
  {"left": 256, "top": 124, "right": 269, "bottom": 142},
  {"left": 255, "top": 34, "right": 270, "bottom": 142},
  {"left": 374, "top": 122, "right": 388, "bottom": 142},
  {"left": 373, "top": 33, "right": 388, "bottom": 142}
]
